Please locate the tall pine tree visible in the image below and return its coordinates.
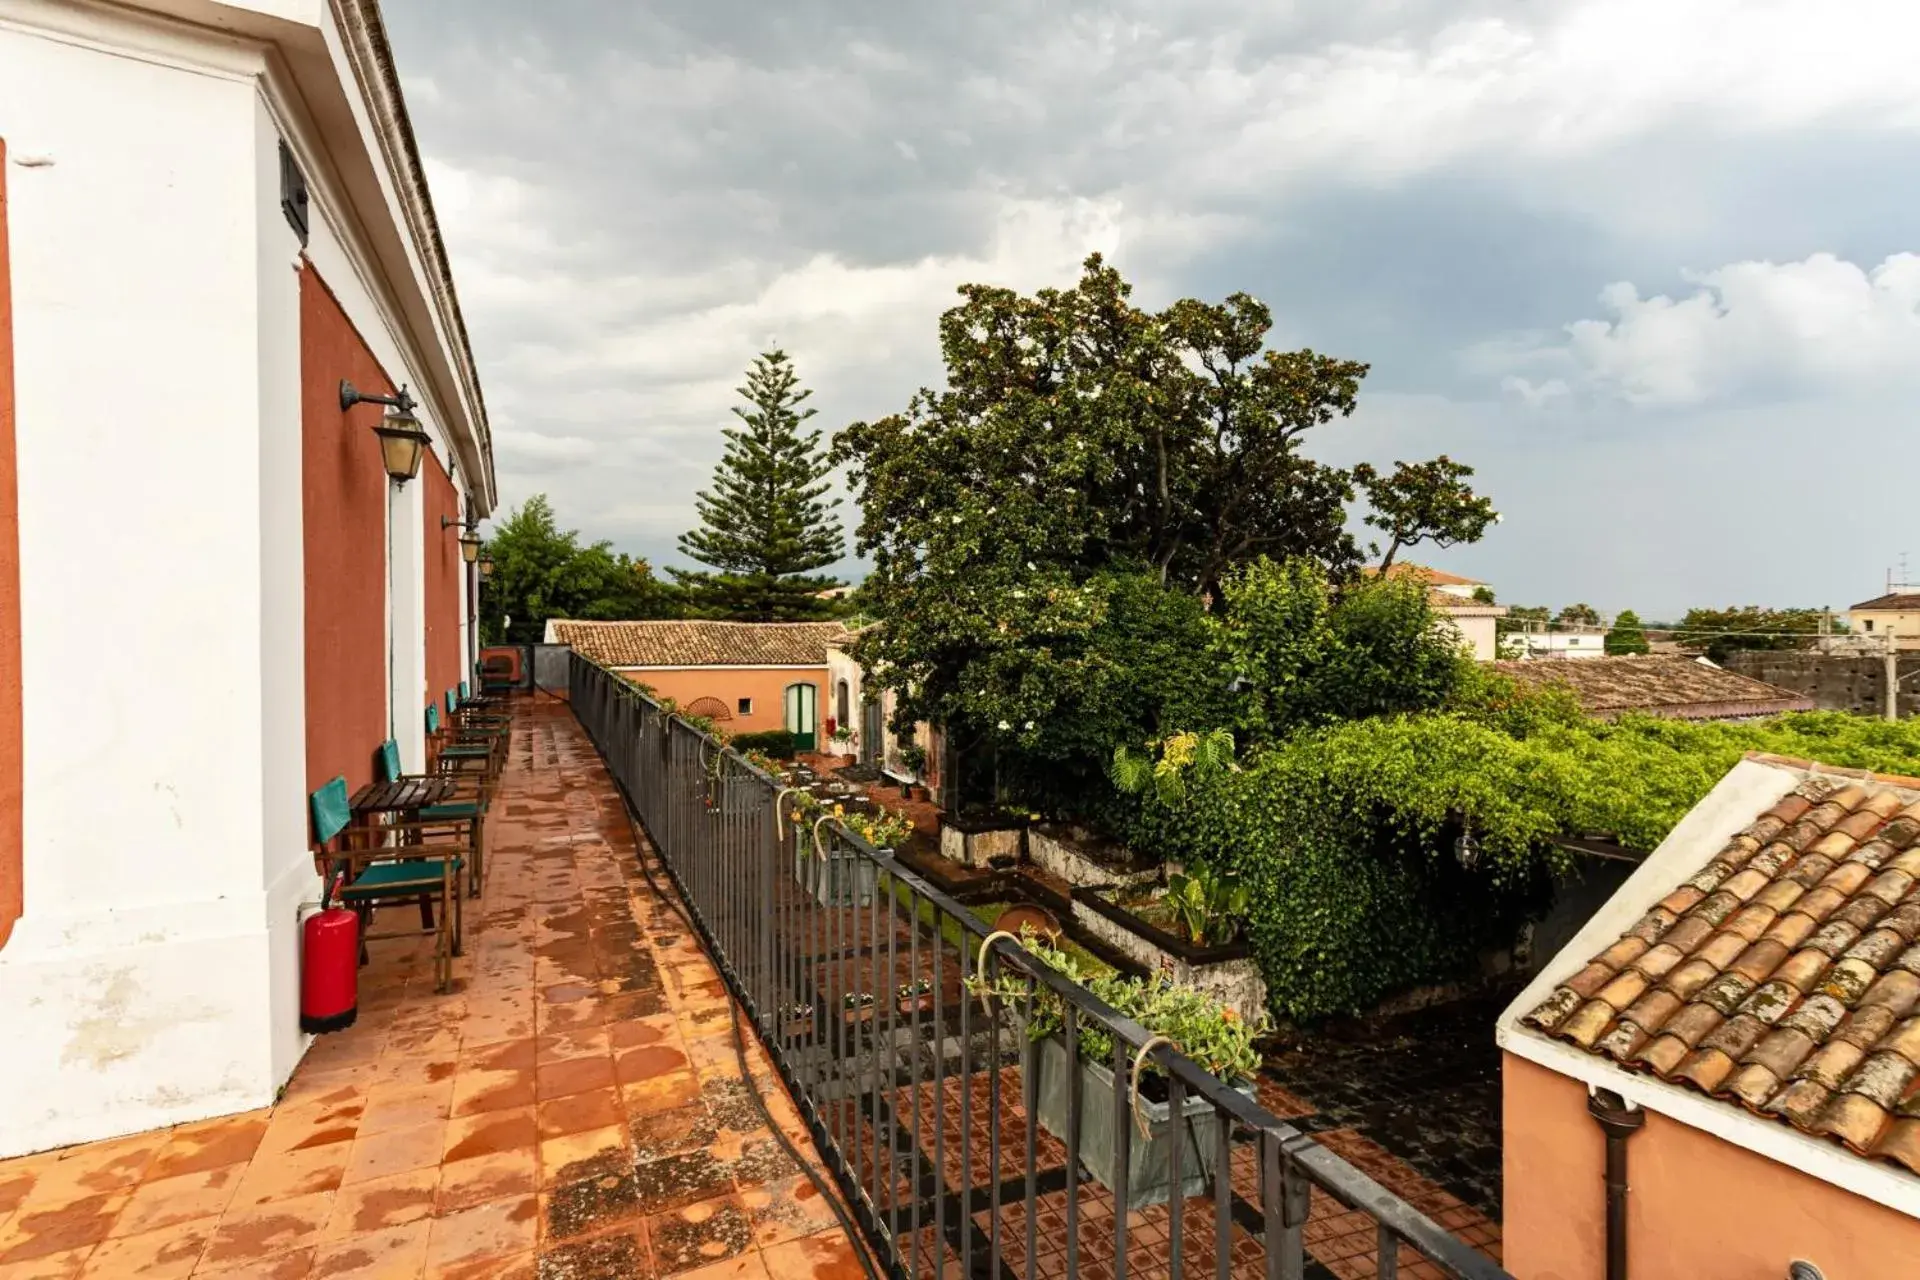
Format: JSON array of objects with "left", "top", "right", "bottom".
[{"left": 673, "top": 350, "right": 845, "bottom": 620}]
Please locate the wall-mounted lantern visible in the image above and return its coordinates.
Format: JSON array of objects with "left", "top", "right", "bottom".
[
  {"left": 440, "top": 515, "right": 484, "bottom": 563},
  {"left": 341, "top": 380, "right": 430, "bottom": 483},
  {"left": 479, "top": 554, "right": 495, "bottom": 580}
]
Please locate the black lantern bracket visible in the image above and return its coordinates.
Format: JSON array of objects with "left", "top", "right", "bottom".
[{"left": 340, "top": 380, "right": 417, "bottom": 414}]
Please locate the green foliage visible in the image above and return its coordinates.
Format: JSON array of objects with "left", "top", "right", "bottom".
[
  {"left": 898, "top": 743, "right": 929, "bottom": 775},
  {"left": 837, "top": 256, "right": 1494, "bottom": 804},
  {"left": 1606, "top": 609, "right": 1651, "bottom": 656},
  {"left": 1163, "top": 863, "right": 1250, "bottom": 946},
  {"left": 841, "top": 806, "right": 916, "bottom": 850},
  {"left": 1351, "top": 455, "right": 1498, "bottom": 572},
  {"left": 481, "top": 494, "right": 681, "bottom": 644},
  {"left": 1109, "top": 728, "right": 1236, "bottom": 805},
  {"left": 1679, "top": 605, "right": 1829, "bottom": 663},
  {"left": 1555, "top": 602, "right": 1602, "bottom": 627},
  {"left": 1120, "top": 703, "right": 1920, "bottom": 1022},
  {"left": 730, "top": 729, "right": 798, "bottom": 759},
  {"left": 973, "top": 934, "right": 1265, "bottom": 1082},
  {"left": 1218, "top": 559, "right": 1468, "bottom": 740},
  {"left": 674, "top": 350, "right": 845, "bottom": 621}
]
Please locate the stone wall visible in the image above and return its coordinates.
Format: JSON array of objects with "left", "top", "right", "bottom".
[{"left": 1724, "top": 652, "right": 1920, "bottom": 719}]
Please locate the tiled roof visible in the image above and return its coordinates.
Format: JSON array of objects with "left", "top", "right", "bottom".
[
  {"left": 1852, "top": 593, "right": 1920, "bottom": 612},
  {"left": 1493, "top": 656, "right": 1814, "bottom": 721},
  {"left": 1525, "top": 763, "right": 1920, "bottom": 1175},
  {"left": 1365, "top": 563, "right": 1485, "bottom": 587},
  {"left": 548, "top": 619, "right": 847, "bottom": 668},
  {"left": 1429, "top": 589, "right": 1504, "bottom": 617}
]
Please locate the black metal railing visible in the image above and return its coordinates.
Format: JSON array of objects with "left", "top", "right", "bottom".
[{"left": 570, "top": 654, "right": 1512, "bottom": 1280}]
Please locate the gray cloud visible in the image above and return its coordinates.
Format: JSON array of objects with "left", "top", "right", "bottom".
[{"left": 383, "top": 0, "right": 1920, "bottom": 615}]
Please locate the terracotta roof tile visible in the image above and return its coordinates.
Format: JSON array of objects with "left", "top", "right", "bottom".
[
  {"left": 1851, "top": 593, "right": 1920, "bottom": 611},
  {"left": 547, "top": 620, "right": 849, "bottom": 668},
  {"left": 1524, "top": 767, "right": 1920, "bottom": 1175},
  {"left": 1492, "top": 656, "right": 1814, "bottom": 721}
]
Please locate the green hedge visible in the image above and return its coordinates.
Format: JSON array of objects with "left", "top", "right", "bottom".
[
  {"left": 1122, "top": 709, "right": 1920, "bottom": 1023},
  {"left": 730, "top": 729, "right": 799, "bottom": 759}
]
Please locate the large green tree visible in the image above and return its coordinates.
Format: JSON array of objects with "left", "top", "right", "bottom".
[
  {"left": 674, "top": 350, "right": 844, "bottom": 620},
  {"left": 1605, "top": 609, "right": 1651, "bottom": 655},
  {"left": 1352, "top": 455, "right": 1498, "bottom": 573},
  {"left": 836, "top": 257, "right": 1492, "bottom": 803},
  {"left": 1678, "top": 605, "right": 1831, "bottom": 663},
  {"left": 480, "top": 494, "right": 679, "bottom": 643}
]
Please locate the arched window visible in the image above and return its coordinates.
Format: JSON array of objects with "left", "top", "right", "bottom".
[{"left": 835, "top": 679, "right": 850, "bottom": 727}]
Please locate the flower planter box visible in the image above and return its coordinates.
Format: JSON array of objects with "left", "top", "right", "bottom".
[
  {"left": 1032, "top": 1034, "right": 1245, "bottom": 1210},
  {"left": 939, "top": 815, "right": 1026, "bottom": 869},
  {"left": 794, "top": 836, "right": 879, "bottom": 907},
  {"left": 1028, "top": 823, "right": 1160, "bottom": 891},
  {"left": 1069, "top": 888, "right": 1267, "bottom": 1024}
]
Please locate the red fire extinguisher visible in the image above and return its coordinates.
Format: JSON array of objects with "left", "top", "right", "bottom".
[{"left": 301, "top": 872, "right": 359, "bottom": 1034}]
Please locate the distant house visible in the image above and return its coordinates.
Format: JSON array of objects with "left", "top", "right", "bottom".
[
  {"left": 545, "top": 620, "right": 847, "bottom": 748},
  {"left": 1493, "top": 655, "right": 1815, "bottom": 721},
  {"left": 1366, "top": 563, "right": 1508, "bottom": 660},
  {"left": 1507, "top": 626, "right": 1610, "bottom": 661},
  {"left": 1499, "top": 756, "right": 1920, "bottom": 1276},
  {"left": 825, "top": 637, "right": 945, "bottom": 799},
  {"left": 1848, "top": 592, "right": 1920, "bottom": 650}
]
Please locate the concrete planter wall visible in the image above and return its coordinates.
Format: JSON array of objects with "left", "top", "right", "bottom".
[
  {"left": 939, "top": 818, "right": 1025, "bottom": 869},
  {"left": 1069, "top": 888, "right": 1268, "bottom": 1024},
  {"left": 1028, "top": 824, "right": 1160, "bottom": 891},
  {"left": 1032, "top": 1035, "right": 1245, "bottom": 1210}
]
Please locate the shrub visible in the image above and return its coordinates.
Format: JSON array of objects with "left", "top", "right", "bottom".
[
  {"left": 1120, "top": 707, "right": 1920, "bottom": 1022},
  {"left": 731, "top": 729, "right": 798, "bottom": 758}
]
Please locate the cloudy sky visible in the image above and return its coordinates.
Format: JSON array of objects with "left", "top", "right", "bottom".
[{"left": 383, "top": 0, "right": 1920, "bottom": 620}]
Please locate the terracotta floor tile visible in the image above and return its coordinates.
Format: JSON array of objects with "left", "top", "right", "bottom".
[
  {"left": 323, "top": 1169, "right": 438, "bottom": 1238},
  {"left": 621, "top": 1072, "right": 703, "bottom": 1116},
  {"left": 532, "top": 1230, "right": 645, "bottom": 1280},
  {"left": 11, "top": 1138, "right": 162, "bottom": 1214},
  {"left": 434, "top": 1151, "right": 536, "bottom": 1216},
  {"left": 74, "top": 1219, "right": 210, "bottom": 1278},
  {"left": 448, "top": 1069, "right": 535, "bottom": 1119},
  {"left": 198, "top": 1190, "right": 334, "bottom": 1270},
  {"left": 535, "top": 1090, "right": 624, "bottom": 1141},
  {"left": 644, "top": 1195, "right": 752, "bottom": 1276},
  {"left": 197, "top": 1245, "right": 316, "bottom": 1278},
  {"left": 425, "top": 1248, "right": 532, "bottom": 1280},
  {"left": 421, "top": 1197, "right": 536, "bottom": 1274},
  {"left": 760, "top": 1229, "right": 867, "bottom": 1280},
  {"left": 358, "top": 1084, "right": 455, "bottom": 1137},
  {"left": 535, "top": 1028, "right": 609, "bottom": 1066},
  {"left": 457, "top": 1040, "right": 535, "bottom": 1075},
  {"left": 533, "top": 1057, "right": 614, "bottom": 1103},
  {"left": 0, "top": 1191, "right": 128, "bottom": 1264},
  {"left": 309, "top": 1219, "right": 431, "bottom": 1280},
  {"left": 0, "top": 1245, "right": 90, "bottom": 1280},
  {"left": 669, "top": 1254, "right": 772, "bottom": 1280},
  {"left": 340, "top": 1124, "right": 446, "bottom": 1188},
  {"left": 146, "top": 1115, "right": 270, "bottom": 1181},
  {"left": 112, "top": 1164, "right": 246, "bottom": 1239},
  {"left": 737, "top": 1176, "right": 840, "bottom": 1249},
  {"left": 441, "top": 1109, "right": 538, "bottom": 1166},
  {"left": 537, "top": 1127, "right": 629, "bottom": 1188},
  {"left": 229, "top": 1143, "right": 353, "bottom": 1209}
]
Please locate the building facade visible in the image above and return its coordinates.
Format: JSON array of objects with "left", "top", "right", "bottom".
[
  {"left": 0, "top": 0, "right": 492, "bottom": 1157},
  {"left": 1500, "top": 755, "right": 1920, "bottom": 1275},
  {"left": 547, "top": 620, "right": 845, "bottom": 748},
  {"left": 1848, "top": 592, "right": 1920, "bottom": 650}
]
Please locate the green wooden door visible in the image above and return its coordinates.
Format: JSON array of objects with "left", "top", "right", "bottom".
[{"left": 784, "top": 682, "right": 817, "bottom": 751}]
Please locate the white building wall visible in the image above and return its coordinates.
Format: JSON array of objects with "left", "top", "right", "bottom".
[{"left": 0, "top": 22, "right": 288, "bottom": 1157}]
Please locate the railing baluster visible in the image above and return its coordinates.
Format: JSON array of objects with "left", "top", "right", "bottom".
[
  {"left": 1378, "top": 1222, "right": 1400, "bottom": 1280},
  {"left": 1111, "top": 1035, "right": 1129, "bottom": 1280},
  {"left": 1168, "top": 1072, "right": 1184, "bottom": 1278},
  {"left": 1215, "top": 1086, "right": 1232, "bottom": 1280}
]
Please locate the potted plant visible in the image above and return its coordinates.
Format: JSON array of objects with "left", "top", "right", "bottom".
[
  {"left": 898, "top": 743, "right": 928, "bottom": 798},
  {"left": 829, "top": 722, "right": 855, "bottom": 760},
  {"left": 973, "top": 935, "right": 1264, "bottom": 1210},
  {"left": 795, "top": 802, "right": 913, "bottom": 907}
]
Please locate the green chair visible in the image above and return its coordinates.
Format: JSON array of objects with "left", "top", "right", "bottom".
[{"left": 314, "top": 774, "right": 465, "bottom": 992}]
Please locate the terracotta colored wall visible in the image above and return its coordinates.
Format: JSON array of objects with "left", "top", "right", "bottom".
[
  {"left": 422, "top": 452, "right": 462, "bottom": 707},
  {"left": 0, "top": 140, "right": 20, "bottom": 950},
  {"left": 1503, "top": 1051, "right": 1920, "bottom": 1279},
  {"left": 301, "top": 266, "right": 390, "bottom": 797},
  {"left": 617, "top": 668, "right": 825, "bottom": 737}
]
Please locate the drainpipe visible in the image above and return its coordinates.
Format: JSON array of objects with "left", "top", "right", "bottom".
[{"left": 1588, "top": 1089, "right": 1645, "bottom": 1280}]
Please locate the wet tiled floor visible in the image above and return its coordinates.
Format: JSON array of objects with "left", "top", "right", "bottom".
[{"left": 0, "top": 698, "right": 866, "bottom": 1279}]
